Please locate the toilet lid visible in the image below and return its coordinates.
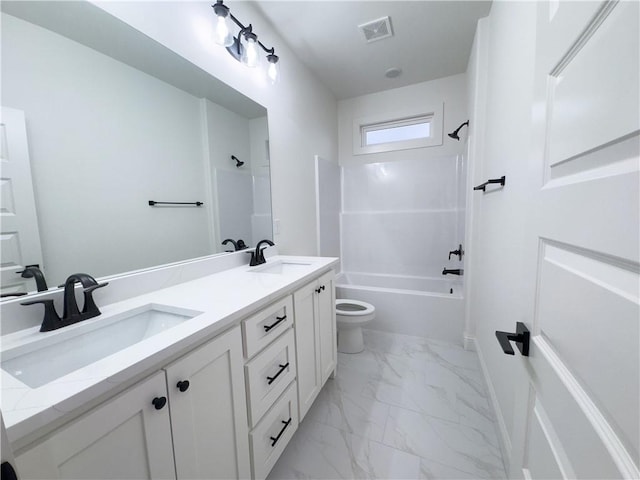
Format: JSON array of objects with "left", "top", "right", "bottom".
[{"left": 336, "top": 299, "right": 375, "bottom": 316}]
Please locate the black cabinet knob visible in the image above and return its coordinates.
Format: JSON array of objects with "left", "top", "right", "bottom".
[
  {"left": 152, "top": 396, "right": 167, "bottom": 410},
  {"left": 176, "top": 380, "right": 190, "bottom": 392}
]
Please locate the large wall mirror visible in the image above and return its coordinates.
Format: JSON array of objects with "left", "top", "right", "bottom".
[{"left": 1, "top": 1, "right": 273, "bottom": 296}]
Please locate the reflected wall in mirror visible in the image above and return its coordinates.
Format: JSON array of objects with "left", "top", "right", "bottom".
[{"left": 0, "top": 1, "right": 273, "bottom": 296}]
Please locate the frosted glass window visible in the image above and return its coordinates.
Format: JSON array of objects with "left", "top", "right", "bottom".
[
  {"left": 362, "top": 116, "right": 432, "bottom": 147},
  {"left": 364, "top": 122, "right": 431, "bottom": 145}
]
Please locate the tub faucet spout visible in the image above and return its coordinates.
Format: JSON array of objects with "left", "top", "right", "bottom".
[{"left": 442, "top": 268, "right": 464, "bottom": 276}]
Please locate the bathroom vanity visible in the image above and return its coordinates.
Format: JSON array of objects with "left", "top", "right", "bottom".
[{"left": 0, "top": 254, "right": 338, "bottom": 480}]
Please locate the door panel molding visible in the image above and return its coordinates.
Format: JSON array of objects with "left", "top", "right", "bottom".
[{"left": 533, "top": 337, "right": 639, "bottom": 478}]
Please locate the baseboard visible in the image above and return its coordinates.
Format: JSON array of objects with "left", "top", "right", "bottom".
[
  {"left": 463, "top": 334, "right": 476, "bottom": 351},
  {"left": 472, "top": 337, "right": 512, "bottom": 475}
]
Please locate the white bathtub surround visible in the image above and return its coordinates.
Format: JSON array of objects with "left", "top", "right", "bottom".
[
  {"left": 341, "top": 155, "right": 464, "bottom": 279},
  {"left": 268, "top": 329, "right": 506, "bottom": 479},
  {"left": 338, "top": 155, "right": 466, "bottom": 340},
  {"left": 337, "top": 274, "right": 464, "bottom": 343}
]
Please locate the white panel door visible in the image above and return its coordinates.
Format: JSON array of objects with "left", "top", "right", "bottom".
[
  {"left": 0, "top": 107, "right": 43, "bottom": 296},
  {"left": 509, "top": 2, "right": 639, "bottom": 479}
]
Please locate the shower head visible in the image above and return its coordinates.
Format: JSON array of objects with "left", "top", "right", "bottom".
[
  {"left": 448, "top": 121, "right": 469, "bottom": 141},
  {"left": 231, "top": 155, "right": 244, "bottom": 168}
]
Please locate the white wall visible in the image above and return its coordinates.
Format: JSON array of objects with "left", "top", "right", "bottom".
[
  {"left": 93, "top": 1, "right": 338, "bottom": 256},
  {"left": 2, "top": 14, "right": 211, "bottom": 286},
  {"left": 338, "top": 74, "right": 468, "bottom": 167},
  {"left": 465, "top": 1, "right": 537, "bottom": 468}
]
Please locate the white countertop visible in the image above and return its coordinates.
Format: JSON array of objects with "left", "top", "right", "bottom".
[{"left": 0, "top": 255, "right": 338, "bottom": 444}]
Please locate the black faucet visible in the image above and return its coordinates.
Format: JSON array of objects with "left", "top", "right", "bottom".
[
  {"left": 21, "top": 273, "right": 108, "bottom": 332},
  {"left": 16, "top": 265, "right": 48, "bottom": 292},
  {"left": 222, "top": 238, "right": 249, "bottom": 252},
  {"left": 249, "top": 239, "right": 275, "bottom": 266},
  {"left": 448, "top": 244, "right": 464, "bottom": 261},
  {"left": 442, "top": 268, "right": 464, "bottom": 276}
]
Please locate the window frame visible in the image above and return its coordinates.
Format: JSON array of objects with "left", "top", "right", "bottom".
[{"left": 352, "top": 103, "right": 444, "bottom": 155}]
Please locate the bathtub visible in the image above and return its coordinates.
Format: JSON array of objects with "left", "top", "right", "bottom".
[{"left": 335, "top": 272, "right": 465, "bottom": 344}]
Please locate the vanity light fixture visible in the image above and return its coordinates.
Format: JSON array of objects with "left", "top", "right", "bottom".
[{"left": 212, "top": 0, "right": 280, "bottom": 84}]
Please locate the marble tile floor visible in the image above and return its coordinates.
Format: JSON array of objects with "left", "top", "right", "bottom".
[{"left": 267, "top": 329, "right": 507, "bottom": 480}]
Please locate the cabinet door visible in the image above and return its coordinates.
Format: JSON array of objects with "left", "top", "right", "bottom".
[
  {"left": 15, "top": 372, "right": 175, "bottom": 480},
  {"left": 317, "top": 270, "right": 337, "bottom": 384},
  {"left": 293, "top": 280, "right": 321, "bottom": 421},
  {"left": 165, "top": 326, "right": 250, "bottom": 480}
]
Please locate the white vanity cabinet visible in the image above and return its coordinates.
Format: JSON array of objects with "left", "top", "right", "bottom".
[
  {"left": 293, "top": 270, "right": 337, "bottom": 420},
  {"left": 14, "top": 326, "right": 250, "bottom": 480},
  {"left": 15, "top": 371, "right": 176, "bottom": 479},
  {"left": 164, "top": 326, "right": 251, "bottom": 480},
  {"left": 7, "top": 262, "right": 339, "bottom": 480}
]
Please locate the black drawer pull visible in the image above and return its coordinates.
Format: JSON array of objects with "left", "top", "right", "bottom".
[
  {"left": 152, "top": 396, "right": 167, "bottom": 410},
  {"left": 315, "top": 285, "right": 325, "bottom": 294},
  {"left": 267, "top": 362, "right": 290, "bottom": 385},
  {"left": 270, "top": 418, "right": 292, "bottom": 447},
  {"left": 264, "top": 315, "right": 287, "bottom": 332},
  {"left": 176, "top": 380, "right": 190, "bottom": 392}
]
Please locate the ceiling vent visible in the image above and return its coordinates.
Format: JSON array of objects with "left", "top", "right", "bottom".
[{"left": 358, "top": 16, "right": 393, "bottom": 43}]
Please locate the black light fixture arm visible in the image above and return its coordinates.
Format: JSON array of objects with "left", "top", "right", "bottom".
[{"left": 216, "top": 1, "right": 277, "bottom": 56}]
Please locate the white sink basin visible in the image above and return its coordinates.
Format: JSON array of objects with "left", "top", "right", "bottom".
[
  {"left": 250, "top": 260, "right": 312, "bottom": 275},
  {"left": 1, "top": 304, "right": 201, "bottom": 388}
]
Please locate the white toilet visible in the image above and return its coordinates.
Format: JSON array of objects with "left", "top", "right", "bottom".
[{"left": 336, "top": 299, "right": 376, "bottom": 354}]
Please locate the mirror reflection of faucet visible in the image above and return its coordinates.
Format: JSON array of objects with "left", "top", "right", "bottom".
[
  {"left": 222, "top": 239, "right": 249, "bottom": 252},
  {"left": 17, "top": 265, "right": 49, "bottom": 292},
  {"left": 21, "top": 273, "right": 108, "bottom": 332}
]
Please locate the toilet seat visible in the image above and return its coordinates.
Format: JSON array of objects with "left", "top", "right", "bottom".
[{"left": 336, "top": 299, "right": 374, "bottom": 316}]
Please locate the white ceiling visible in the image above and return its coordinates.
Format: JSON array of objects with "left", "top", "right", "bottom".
[{"left": 252, "top": 1, "right": 492, "bottom": 100}]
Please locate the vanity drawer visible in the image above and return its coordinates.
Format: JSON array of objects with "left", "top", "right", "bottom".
[
  {"left": 245, "top": 328, "right": 296, "bottom": 427},
  {"left": 250, "top": 381, "right": 299, "bottom": 480},
  {"left": 242, "top": 296, "right": 294, "bottom": 359}
]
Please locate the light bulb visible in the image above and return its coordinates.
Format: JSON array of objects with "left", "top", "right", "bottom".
[
  {"left": 267, "top": 54, "right": 279, "bottom": 84},
  {"left": 242, "top": 33, "right": 259, "bottom": 68},
  {"left": 214, "top": 15, "right": 234, "bottom": 47}
]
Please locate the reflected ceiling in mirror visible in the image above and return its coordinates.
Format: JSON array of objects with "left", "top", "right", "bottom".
[{"left": 0, "top": 1, "right": 272, "bottom": 297}]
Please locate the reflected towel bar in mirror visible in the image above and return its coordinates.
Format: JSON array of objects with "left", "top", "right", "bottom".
[{"left": 148, "top": 201, "right": 204, "bottom": 206}]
